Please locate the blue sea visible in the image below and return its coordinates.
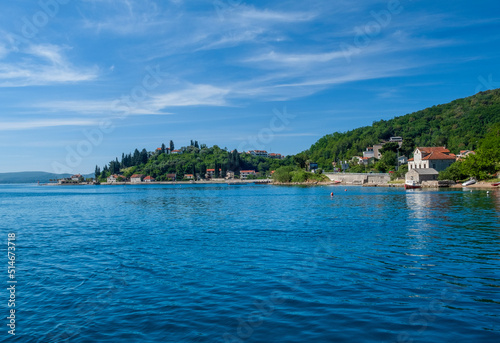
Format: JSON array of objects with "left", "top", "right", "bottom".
[{"left": 1, "top": 184, "right": 499, "bottom": 342}]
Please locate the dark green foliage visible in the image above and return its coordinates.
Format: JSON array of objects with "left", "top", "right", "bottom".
[
  {"left": 380, "top": 142, "right": 399, "bottom": 154},
  {"left": 169, "top": 140, "right": 174, "bottom": 152},
  {"left": 439, "top": 123, "right": 500, "bottom": 180},
  {"left": 306, "top": 89, "right": 500, "bottom": 170},
  {"left": 375, "top": 151, "right": 397, "bottom": 172},
  {"left": 98, "top": 143, "right": 294, "bottom": 180}
]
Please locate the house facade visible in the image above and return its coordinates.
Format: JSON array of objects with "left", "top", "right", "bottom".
[
  {"left": 248, "top": 150, "right": 268, "bottom": 157},
  {"left": 240, "top": 170, "right": 256, "bottom": 179},
  {"left": 166, "top": 173, "right": 176, "bottom": 181},
  {"left": 408, "top": 147, "right": 456, "bottom": 172},
  {"left": 405, "top": 168, "right": 439, "bottom": 183},
  {"left": 71, "top": 174, "right": 83, "bottom": 182},
  {"left": 107, "top": 174, "right": 123, "bottom": 183},
  {"left": 130, "top": 174, "right": 144, "bottom": 183},
  {"left": 184, "top": 174, "right": 194, "bottom": 180},
  {"left": 144, "top": 176, "right": 155, "bottom": 182}
]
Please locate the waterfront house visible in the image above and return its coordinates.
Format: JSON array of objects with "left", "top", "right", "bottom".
[
  {"left": 71, "top": 174, "right": 83, "bottom": 182},
  {"left": 226, "top": 171, "right": 235, "bottom": 179},
  {"left": 408, "top": 147, "right": 456, "bottom": 171},
  {"left": 405, "top": 168, "right": 439, "bottom": 183},
  {"left": 184, "top": 174, "right": 194, "bottom": 180},
  {"left": 144, "top": 176, "right": 155, "bottom": 182},
  {"left": 240, "top": 170, "right": 257, "bottom": 179},
  {"left": 171, "top": 149, "right": 182, "bottom": 154},
  {"left": 166, "top": 173, "right": 176, "bottom": 181},
  {"left": 107, "top": 174, "right": 123, "bottom": 183},
  {"left": 206, "top": 169, "right": 215, "bottom": 178},
  {"left": 130, "top": 174, "right": 144, "bottom": 183}
]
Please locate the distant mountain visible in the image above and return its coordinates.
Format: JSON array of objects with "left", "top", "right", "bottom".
[
  {"left": 306, "top": 89, "right": 500, "bottom": 169},
  {"left": 0, "top": 172, "right": 93, "bottom": 184}
]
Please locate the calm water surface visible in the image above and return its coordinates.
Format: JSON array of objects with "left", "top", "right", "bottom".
[{"left": 0, "top": 184, "right": 499, "bottom": 342}]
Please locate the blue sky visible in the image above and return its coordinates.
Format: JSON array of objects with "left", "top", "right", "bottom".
[{"left": 0, "top": 0, "right": 499, "bottom": 173}]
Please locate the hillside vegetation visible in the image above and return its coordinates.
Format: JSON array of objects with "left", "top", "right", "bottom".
[
  {"left": 95, "top": 143, "right": 294, "bottom": 182},
  {"left": 306, "top": 89, "right": 500, "bottom": 170}
]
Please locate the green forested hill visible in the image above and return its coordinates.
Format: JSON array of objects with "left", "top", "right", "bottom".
[{"left": 307, "top": 89, "right": 500, "bottom": 169}]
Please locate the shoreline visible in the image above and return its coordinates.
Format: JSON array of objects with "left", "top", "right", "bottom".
[{"left": 41, "top": 180, "right": 500, "bottom": 189}]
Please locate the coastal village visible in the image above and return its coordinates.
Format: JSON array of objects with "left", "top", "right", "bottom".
[{"left": 57, "top": 138, "right": 498, "bottom": 188}]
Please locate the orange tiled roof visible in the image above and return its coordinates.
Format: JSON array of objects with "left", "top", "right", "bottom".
[
  {"left": 421, "top": 151, "right": 456, "bottom": 160},
  {"left": 418, "top": 147, "right": 450, "bottom": 154}
]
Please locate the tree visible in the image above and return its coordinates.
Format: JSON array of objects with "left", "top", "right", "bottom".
[
  {"left": 170, "top": 140, "right": 175, "bottom": 152},
  {"left": 380, "top": 142, "right": 399, "bottom": 154},
  {"left": 94, "top": 165, "right": 101, "bottom": 179},
  {"left": 140, "top": 148, "right": 148, "bottom": 165},
  {"left": 272, "top": 166, "right": 294, "bottom": 183},
  {"left": 400, "top": 138, "right": 415, "bottom": 157},
  {"left": 375, "top": 151, "right": 397, "bottom": 172},
  {"left": 161, "top": 143, "right": 166, "bottom": 154},
  {"left": 132, "top": 149, "right": 140, "bottom": 165},
  {"left": 293, "top": 153, "right": 308, "bottom": 169},
  {"left": 194, "top": 141, "right": 199, "bottom": 149}
]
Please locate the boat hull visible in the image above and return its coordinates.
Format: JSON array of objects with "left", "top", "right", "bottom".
[
  {"left": 405, "top": 184, "right": 421, "bottom": 189},
  {"left": 492, "top": 182, "right": 500, "bottom": 187}
]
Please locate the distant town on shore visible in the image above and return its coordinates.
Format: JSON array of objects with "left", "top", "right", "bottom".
[{"left": 58, "top": 89, "right": 500, "bottom": 188}]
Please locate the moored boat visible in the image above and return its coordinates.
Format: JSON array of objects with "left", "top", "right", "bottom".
[
  {"left": 405, "top": 180, "right": 421, "bottom": 189},
  {"left": 462, "top": 178, "right": 477, "bottom": 186},
  {"left": 492, "top": 182, "right": 500, "bottom": 187}
]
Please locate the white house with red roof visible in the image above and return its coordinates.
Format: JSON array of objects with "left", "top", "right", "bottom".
[
  {"left": 240, "top": 170, "right": 256, "bottom": 179},
  {"left": 144, "top": 176, "right": 155, "bottom": 182},
  {"left": 107, "top": 174, "right": 124, "bottom": 183},
  {"left": 408, "top": 147, "right": 456, "bottom": 171},
  {"left": 130, "top": 174, "right": 144, "bottom": 183}
]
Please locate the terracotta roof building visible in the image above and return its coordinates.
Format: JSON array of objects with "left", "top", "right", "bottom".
[{"left": 408, "top": 147, "right": 456, "bottom": 171}]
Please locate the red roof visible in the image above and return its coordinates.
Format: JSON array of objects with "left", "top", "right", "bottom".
[
  {"left": 416, "top": 147, "right": 456, "bottom": 160},
  {"left": 421, "top": 151, "right": 456, "bottom": 160},
  {"left": 131, "top": 174, "right": 144, "bottom": 178},
  {"left": 417, "top": 147, "right": 450, "bottom": 154},
  {"left": 207, "top": 169, "right": 215, "bottom": 172},
  {"left": 144, "top": 176, "right": 155, "bottom": 180},
  {"left": 185, "top": 174, "right": 194, "bottom": 177},
  {"left": 241, "top": 170, "right": 256, "bottom": 173},
  {"left": 408, "top": 158, "right": 414, "bottom": 161}
]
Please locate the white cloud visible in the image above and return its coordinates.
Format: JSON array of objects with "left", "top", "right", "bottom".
[
  {"left": 35, "top": 83, "right": 229, "bottom": 116},
  {"left": 0, "top": 119, "right": 98, "bottom": 131},
  {"left": 0, "top": 43, "right": 98, "bottom": 87}
]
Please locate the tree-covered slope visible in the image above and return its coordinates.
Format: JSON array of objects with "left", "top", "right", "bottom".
[{"left": 307, "top": 89, "right": 500, "bottom": 169}]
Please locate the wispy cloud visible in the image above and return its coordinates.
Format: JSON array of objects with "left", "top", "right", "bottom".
[
  {"left": 0, "top": 43, "right": 98, "bottom": 87},
  {"left": 36, "top": 83, "right": 229, "bottom": 116},
  {"left": 0, "top": 119, "right": 98, "bottom": 131}
]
